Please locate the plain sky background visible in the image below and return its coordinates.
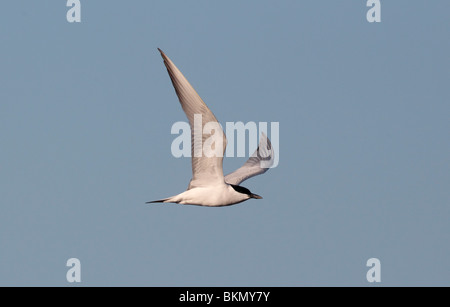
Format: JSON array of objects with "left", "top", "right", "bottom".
[{"left": 0, "top": 1, "right": 449, "bottom": 286}]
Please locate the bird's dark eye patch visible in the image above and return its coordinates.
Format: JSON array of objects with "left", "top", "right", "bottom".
[{"left": 230, "top": 184, "right": 251, "bottom": 195}]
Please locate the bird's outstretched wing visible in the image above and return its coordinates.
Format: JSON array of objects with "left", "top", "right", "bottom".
[
  {"left": 158, "top": 49, "right": 227, "bottom": 188},
  {"left": 224, "top": 133, "right": 274, "bottom": 186}
]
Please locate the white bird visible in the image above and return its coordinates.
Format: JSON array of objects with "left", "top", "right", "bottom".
[{"left": 147, "top": 49, "right": 274, "bottom": 207}]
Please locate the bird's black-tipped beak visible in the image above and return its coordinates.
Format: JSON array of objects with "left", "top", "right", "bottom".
[{"left": 250, "top": 193, "right": 263, "bottom": 199}]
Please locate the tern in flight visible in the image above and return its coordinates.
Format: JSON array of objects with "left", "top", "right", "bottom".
[{"left": 147, "top": 49, "right": 274, "bottom": 206}]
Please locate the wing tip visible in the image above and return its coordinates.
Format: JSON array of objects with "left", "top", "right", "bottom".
[
  {"left": 257, "top": 132, "right": 273, "bottom": 154},
  {"left": 157, "top": 48, "right": 168, "bottom": 59}
]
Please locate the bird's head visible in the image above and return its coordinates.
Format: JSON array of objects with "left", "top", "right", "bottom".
[{"left": 230, "top": 184, "right": 262, "bottom": 200}]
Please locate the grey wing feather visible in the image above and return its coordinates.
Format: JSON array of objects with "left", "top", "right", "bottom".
[
  {"left": 224, "top": 132, "right": 274, "bottom": 186},
  {"left": 158, "top": 49, "right": 227, "bottom": 189}
]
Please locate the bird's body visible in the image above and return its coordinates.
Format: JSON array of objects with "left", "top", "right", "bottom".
[
  {"left": 150, "top": 183, "right": 261, "bottom": 207},
  {"left": 148, "top": 49, "right": 273, "bottom": 207}
]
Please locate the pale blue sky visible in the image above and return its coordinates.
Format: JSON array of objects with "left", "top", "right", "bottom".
[{"left": 1, "top": 1, "right": 449, "bottom": 286}]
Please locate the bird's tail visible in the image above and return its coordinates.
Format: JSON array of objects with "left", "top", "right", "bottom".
[{"left": 145, "top": 198, "right": 169, "bottom": 204}]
